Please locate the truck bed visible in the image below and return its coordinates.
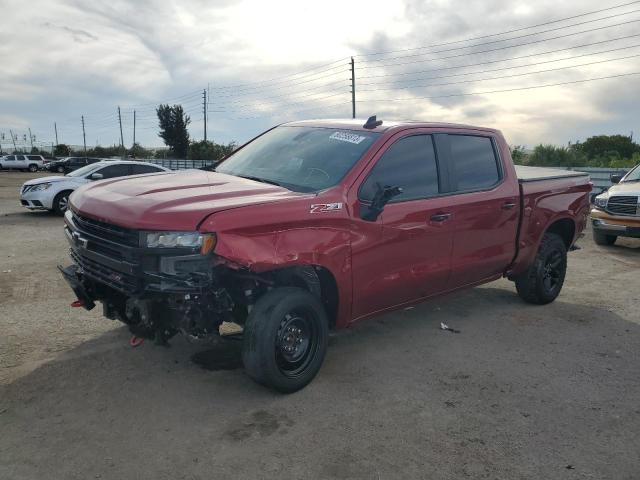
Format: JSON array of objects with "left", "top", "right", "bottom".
[{"left": 515, "top": 165, "right": 589, "bottom": 183}]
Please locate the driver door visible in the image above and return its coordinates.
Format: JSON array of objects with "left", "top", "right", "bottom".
[{"left": 350, "top": 133, "right": 454, "bottom": 321}]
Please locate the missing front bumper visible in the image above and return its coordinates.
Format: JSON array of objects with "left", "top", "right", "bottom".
[{"left": 58, "top": 264, "right": 96, "bottom": 310}]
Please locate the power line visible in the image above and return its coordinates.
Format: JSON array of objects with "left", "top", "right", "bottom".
[
  {"left": 208, "top": 91, "right": 348, "bottom": 114},
  {"left": 207, "top": 58, "right": 349, "bottom": 91},
  {"left": 357, "top": 8, "right": 640, "bottom": 65},
  {"left": 355, "top": 71, "right": 640, "bottom": 103},
  {"left": 357, "top": 33, "right": 640, "bottom": 81},
  {"left": 356, "top": 0, "right": 640, "bottom": 58},
  {"left": 357, "top": 18, "right": 640, "bottom": 70},
  {"left": 358, "top": 46, "right": 640, "bottom": 90}
]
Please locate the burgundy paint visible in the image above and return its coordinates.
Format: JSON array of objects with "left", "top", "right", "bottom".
[{"left": 70, "top": 121, "right": 590, "bottom": 329}]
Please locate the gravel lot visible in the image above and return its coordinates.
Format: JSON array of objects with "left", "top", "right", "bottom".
[{"left": 1, "top": 170, "right": 639, "bottom": 479}]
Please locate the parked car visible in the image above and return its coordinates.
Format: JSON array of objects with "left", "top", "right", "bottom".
[
  {"left": 0, "top": 154, "right": 46, "bottom": 172},
  {"left": 47, "top": 157, "right": 102, "bottom": 174},
  {"left": 591, "top": 163, "right": 640, "bottom": 245},
  {"left": 60, "top": 118, "right": 591, "bottom": 392},
  {"left": 20, "top": 160, "right": 170, "bottom": 214}
]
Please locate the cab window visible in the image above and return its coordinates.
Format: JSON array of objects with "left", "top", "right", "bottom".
[{"left": 359, "top": 135, "right": 439, "bottom": 203}]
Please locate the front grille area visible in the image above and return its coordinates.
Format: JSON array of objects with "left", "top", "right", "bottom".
[
  {"left": 70, "top": 249, "right": 138, "bottom": 293},
  {"left": 72, "top": 212, "right": 140, "bottom": 247},
  {"left": 607, "top": 195, "right": 639, "bottom": 216}
]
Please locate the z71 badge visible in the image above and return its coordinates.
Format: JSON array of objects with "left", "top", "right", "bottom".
[{"left": 310, "top": 203, "right": 343, "bottom": 213}]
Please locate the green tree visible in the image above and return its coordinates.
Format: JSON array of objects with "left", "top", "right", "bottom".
[
  {"left": 128, "top": 143, "right": 153, "bottom": 159},
  {"left": 188, "top": 140, "right": 237, "bottom": 160},
  {"left": 528, "top": 144, "right": 586, "bottom": 167},
  {"left": 577, "top": 135, "right": 639, "bottom": 159},
  {"left": 54, "top": 144, "right": 71, "bottom": 157},
  {"left": 157, "top": 104, "right": 190, "bottom": 158},
  {"left": 509, "top": 145, "right": 528, "bottom": 165}
]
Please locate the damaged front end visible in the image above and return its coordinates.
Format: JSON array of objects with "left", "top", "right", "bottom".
[{"left": 59, "top": 210, "right": 259, "bottom": 345}]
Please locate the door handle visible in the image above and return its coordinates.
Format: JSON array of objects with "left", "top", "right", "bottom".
[
  {"left": 502, "top": 202, "right": 517, "bottom": 210},
  {"left": 430, "top": 213, "right": 452, "bottom": 222}
]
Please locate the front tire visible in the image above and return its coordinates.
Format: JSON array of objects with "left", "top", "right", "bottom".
[
  {"left": 53, "top": 190, "right": 71, "bottom": 215},
  {"left": 57, "top": 166, "right": 65, "bottom": 173},
  {"left": 242, "top": 287, "right": 329, "bottom": 393},
  {"left": 593, "top": 230, "right": 616, "bottom": 246},
  {"left": 515, "top": 232, "right": 567, "bottom": 305}
]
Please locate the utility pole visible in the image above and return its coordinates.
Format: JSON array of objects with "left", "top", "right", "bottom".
[
  {"left": 117, "top": 106, "right": 124, "bottom": 156},
  {"left": 203, "top": 89, "right": 207, "bottom": 142},
  {"left": 28, "top": 128, "right": 34, "bottom": 151},
  {"left": 133, "top": 110, "right": 136, "bottom": 146},
  {"left": 54, "top": 122, "right": 58, "bottom": 145},
  {"left": 81, "top": 116, "right": 87, "bottom": 156},
  {"left": 9, "top": 129, "right": 17, "bottom": 152},
  {"left": 350, "top": 57, "right": 356, "bottom": 119}
]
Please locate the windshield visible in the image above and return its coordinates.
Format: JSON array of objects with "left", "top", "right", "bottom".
[
  {"left": 216, "top": 126, "right": 380, "bottom": 192},
  {"left": 621, "top": 164, "right": 640, "bottom": 182},
  {"left": 66, "top": 163, "right": 102, "bottom": 177}
]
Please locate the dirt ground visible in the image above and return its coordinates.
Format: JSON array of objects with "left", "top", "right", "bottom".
[{"left": 1, "top": 170, "right": 639, "bottom": 479}]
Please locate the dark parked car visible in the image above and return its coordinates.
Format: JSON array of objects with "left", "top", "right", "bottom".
[{"left": 47, "top": 157, "right": 102, "bottom": 174}]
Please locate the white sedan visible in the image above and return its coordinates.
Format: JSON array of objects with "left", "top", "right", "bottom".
[{"left": 19, "top": 160, "right": 170, "bottom": 214}]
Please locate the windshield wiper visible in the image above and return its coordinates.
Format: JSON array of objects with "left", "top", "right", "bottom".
[{"left": 236, "top": 174, "right": 283, "bottom": 187}]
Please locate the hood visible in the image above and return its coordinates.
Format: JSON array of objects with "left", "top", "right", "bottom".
[
  {"left": 23, "top": 175, "right": 80, "bottom": 185},
  {"left": 70, "top": 170, "right": 308, "bottom": 230},
  {"left": 608, "top": 182, "right": 640, "bottom": 195}
]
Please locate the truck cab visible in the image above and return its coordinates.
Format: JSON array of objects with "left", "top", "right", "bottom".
[{"left": 60, "top": 118, "right": 590, "bottom": 392}]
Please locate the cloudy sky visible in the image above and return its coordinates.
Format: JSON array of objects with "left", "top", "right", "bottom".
[{"left": 1, "top": 0, "right": 639, "bottom": 152}]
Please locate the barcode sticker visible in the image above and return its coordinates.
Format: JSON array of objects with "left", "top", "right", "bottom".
[{"left": 329, "top": 132, "right": 367, "bottom": 145}]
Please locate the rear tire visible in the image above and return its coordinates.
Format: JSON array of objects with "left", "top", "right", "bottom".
[
  {"left": 593, "top": 230, "right": 617, "bottom": 246},
  {"left": 53, "top": 190, "right": 71, "bottom": 215},
  {"left": 515, "top": 232, "right": 567, "bottom": 305},
  {"left": 28, "top": 164, "right": 38, "bottom": 172},
  {"left": 242, "top": 287, "right": 329, "bottom": 393}
]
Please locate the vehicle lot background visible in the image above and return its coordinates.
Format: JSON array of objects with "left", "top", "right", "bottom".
[{"left": 1, "top": 171, "right": 639, "bottom": 479}]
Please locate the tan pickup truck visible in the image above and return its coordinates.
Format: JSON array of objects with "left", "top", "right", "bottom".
[{"left": 591, "top": 164, "right": 640, "bottom": 245}]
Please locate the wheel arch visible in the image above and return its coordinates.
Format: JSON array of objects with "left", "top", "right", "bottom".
[
  {"left": 264, "top": 265, "right": 340, "bottom": 329},
  {"left": 544, "top": 217, "right": 576, "bottom": 249}
]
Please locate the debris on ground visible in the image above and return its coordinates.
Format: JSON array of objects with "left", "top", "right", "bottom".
[{"left": 440, "top": 322, "right": 461, "bottom": 334}]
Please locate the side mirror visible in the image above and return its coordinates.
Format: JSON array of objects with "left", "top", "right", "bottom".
[
  {"left": 89, "top": 172, "right": 103, "bottom": 180},
  {"left": 610, "top": 173, "right": 622, "bottom": 184},
  {"left": 360, "top": 183, "right": 403, "bottom": 222}
]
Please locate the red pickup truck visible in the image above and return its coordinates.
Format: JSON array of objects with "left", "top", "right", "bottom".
[{"left": 60, "top": 117, "right": 591, "bottom": 392}]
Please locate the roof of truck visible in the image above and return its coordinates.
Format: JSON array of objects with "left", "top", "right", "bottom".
[{"left": 283, "top": 118, "right": 500, "bottom": 134}]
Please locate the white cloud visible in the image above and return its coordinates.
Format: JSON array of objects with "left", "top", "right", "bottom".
[{"left": 0, "top": 0, "right": 639, "bottom": 150}]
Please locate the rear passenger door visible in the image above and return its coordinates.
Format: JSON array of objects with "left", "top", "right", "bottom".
[
  {"left": 15, "top": 155, "right": 28, "bottom": 168},
  {"left": 351, "top": 133, "right": 454, "bottom": 319},
  {"left": 439, "top": 134, "right": 520, "bottom": 288}
]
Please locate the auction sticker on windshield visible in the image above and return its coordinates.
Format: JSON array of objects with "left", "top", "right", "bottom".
[{"left": 329, "top": 131, "right": 367, "bottom": 145}]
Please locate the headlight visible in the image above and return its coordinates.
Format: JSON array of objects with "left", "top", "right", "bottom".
[
  {"left": 594, "top": 194, "right": 608, "bottom": 209},
  {"left": 31, "top": 183, "right": 52, "bottom": 191},
  {"left": 144, "top": 231, "right": 216, "bottom": 253}
]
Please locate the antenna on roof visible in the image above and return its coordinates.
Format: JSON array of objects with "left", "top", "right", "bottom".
[{"left": 363, "top": 115, "right": 383, "bottom": 129}]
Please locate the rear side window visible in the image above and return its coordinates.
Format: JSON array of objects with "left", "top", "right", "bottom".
[
  {"left": 27, "top": 155, "right": 41, "bottom": 160},
  {"left": 360, "top": 135, "right": 439, "bottom": 202},
  {"left": 449, "top": 135, "right": 500, "bottom": 191},
  {"left": 97, "top": 164, "right": 130, "bottom": 178},
  {"left": 132, "top": 164, "right": 163, "bottom": 174}
]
